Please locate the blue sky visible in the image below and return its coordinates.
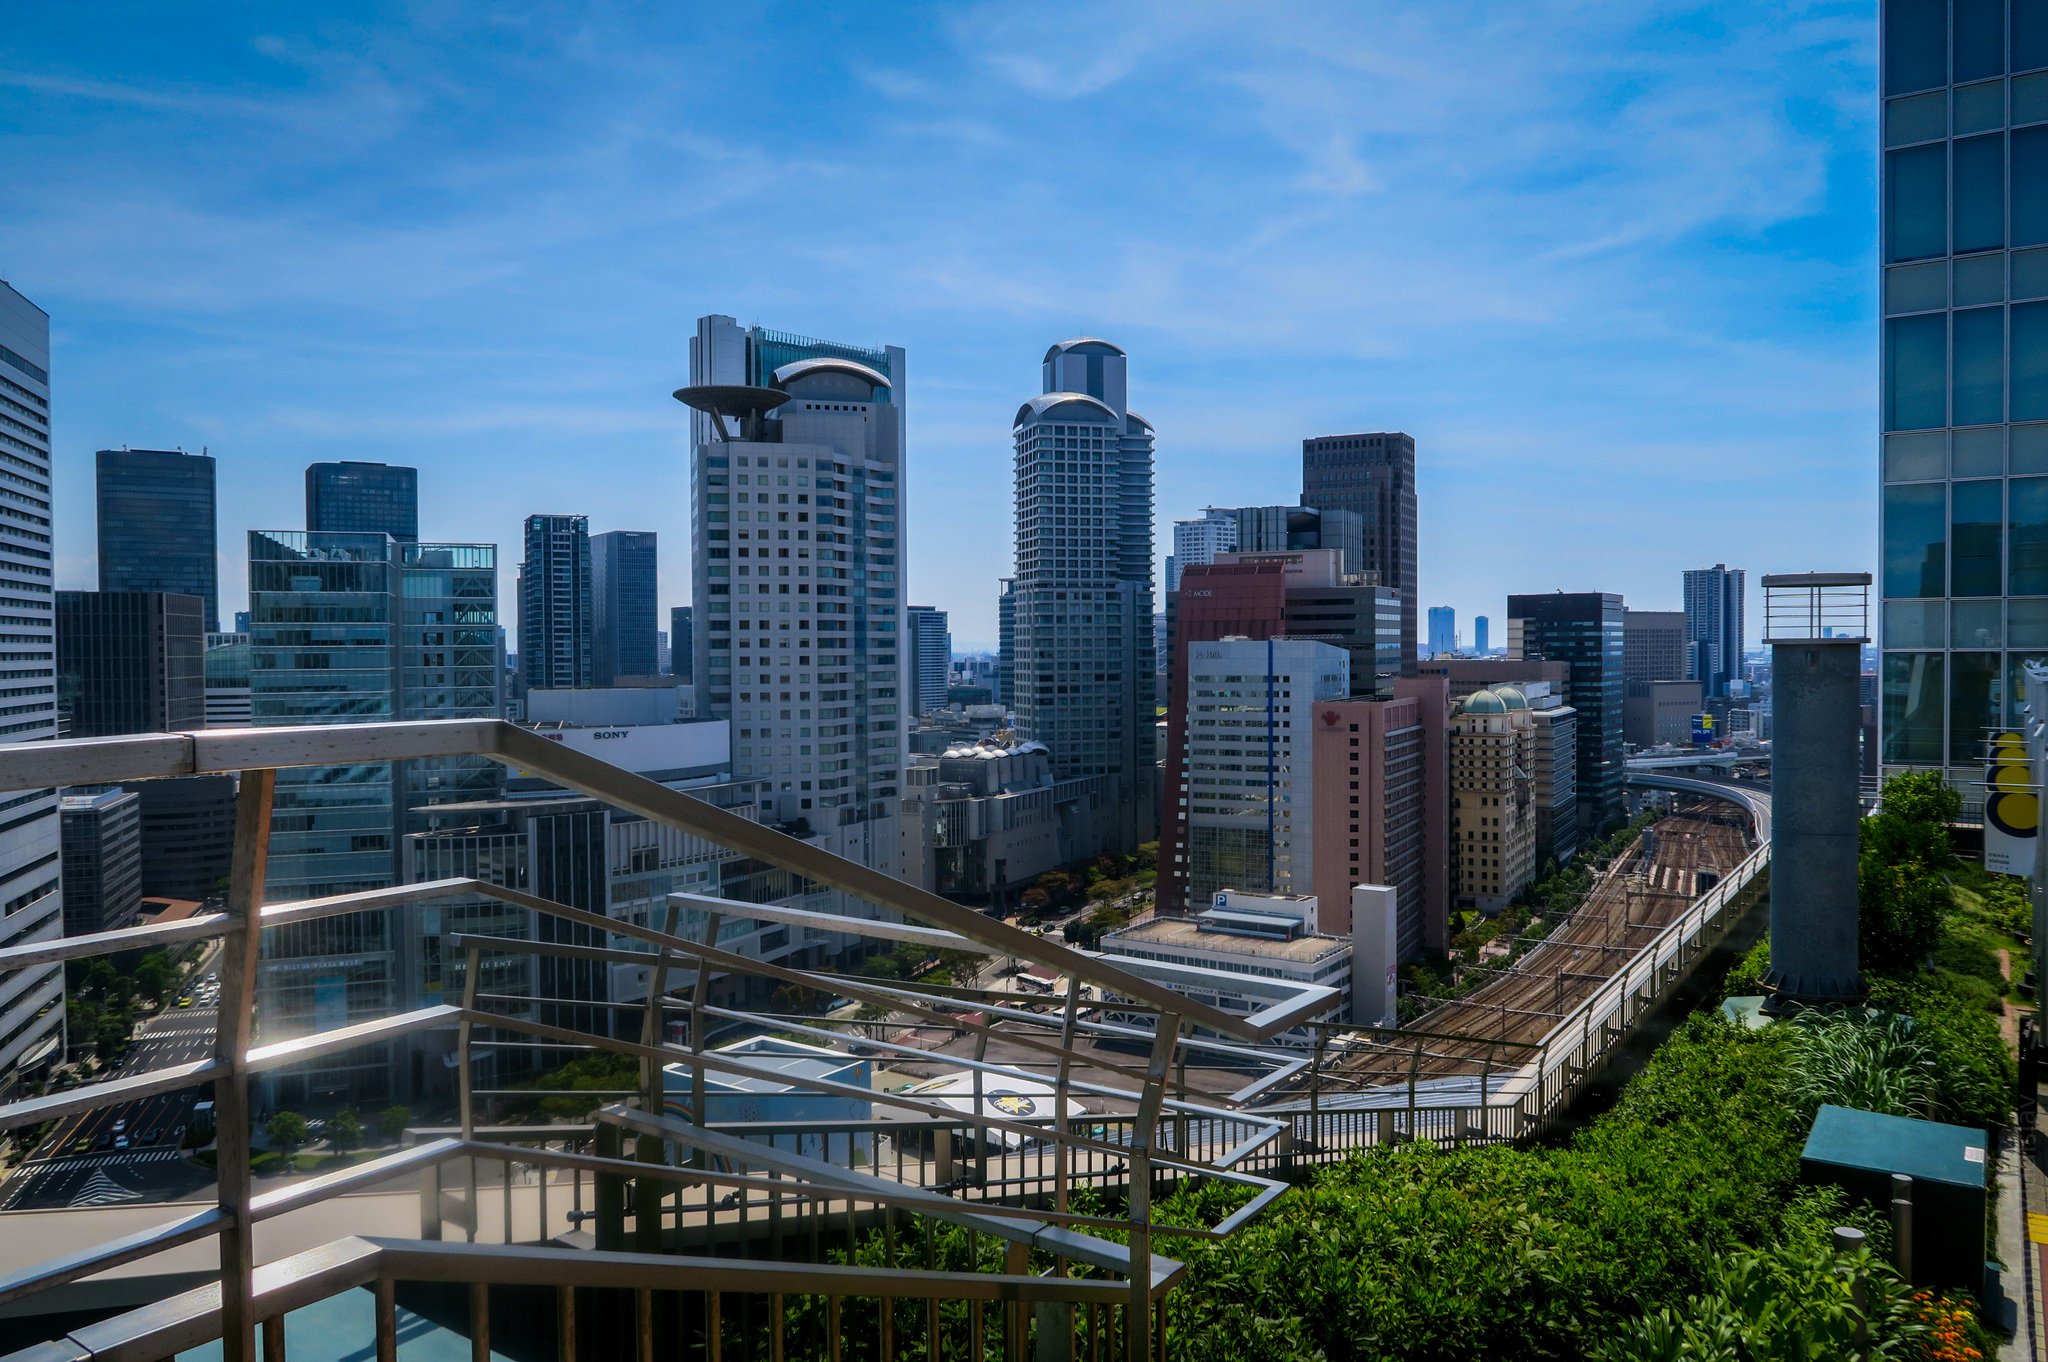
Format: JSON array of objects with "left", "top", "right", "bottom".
[{"left": 0, "top": 1, "right": 1875, "bottom": 649}]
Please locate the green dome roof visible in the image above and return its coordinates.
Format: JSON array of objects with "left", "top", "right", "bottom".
[
  {"left": 1463, "top": 689, "right": 1507, "bottom": 715},
  {"left": 1496, "top": 686, "right": 1529, "bottom": 711}
]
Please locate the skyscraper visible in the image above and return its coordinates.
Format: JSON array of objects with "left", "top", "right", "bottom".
[
  {"left": 0, "top": 282, "right": 63, "bottom": 1097},
  {"left": 592, "top": 529, "right": 658, "bottom": 683},
  {"left": 520, "top": 515, "right": 593, "bottom": 690},
  {"left": 1682, "top": 565, "right": 1745, "bottom": 697},
  {"left": 1303, "top": 431, "right": 1417, "bottom": 672},
  {"left": 1508, "top": 592, "right": 1625, "bottom": 834},
  {"left": 669, "top": 606, "right": 693, "bottom": 682},
  {"left": 683, "top": 314, "right": 907, "bottom": 831},
  {"left": 56, "top": 591, "right": 206, "bottom": 737},
  {"left": 95, "top": 448, "right": 218, "bottom": 631},
  {"left": 906, "top": 605, "right": 950, "bottom": 715},
  {"left": 1230, "top": 505, "right": 1367, "bottom": 577},
  {"left": 1879, "top": 0, "right": 2048, "bottom": 772},
  {"left": 1427, "top": 605, "right": 1456, "bottom": 657},
  {"left": 1004, "top": 338, "right": 1157, "bottom": 846},
  {"left": 60, "top": 789, "right": 142, "bottom": 937},
  {"left": 1167, "top": 507, "right": 1239, "bottom": 592},
  {"left": 306, "top": 462, "right": 419, "bottom": 541},
  {"left": 1624, "top": 608, "right": 1690, "bottom": 683},
  {"left": 1474, "top": 616, "right": 1490, "bottom": 655}
]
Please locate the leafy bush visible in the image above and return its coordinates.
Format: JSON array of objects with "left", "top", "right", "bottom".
[
  {"left": 1860, "top": 772, "right": 1958, "bottom": 973},
  {"left": 265, "top": 1111, "right": 307, "bottom": 1152},
  {"left": 376, "top": 1104, "right": 412, "bottom": 1141},
  {"left": 1864, "top": 977, "right": 2013, "bottom": 1131},
  {"left": 327, "top": 1108, "right": 362, "bottom": 1150},
  {"left": 1780, "top": 1012, "right": 1934, "bottom": 1120}
]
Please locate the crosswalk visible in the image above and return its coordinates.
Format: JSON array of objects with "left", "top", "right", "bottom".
[
  {"left": 21, "top": 1148, "right": 180, "bottom": 1174},
  {"left": 69, "top": 1171, "right": 146, "bottom": 1207}
]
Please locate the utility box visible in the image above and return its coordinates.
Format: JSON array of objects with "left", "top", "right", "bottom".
[{"left": 1799, "top": 1104, "right": 1987, "bottom": 1289}]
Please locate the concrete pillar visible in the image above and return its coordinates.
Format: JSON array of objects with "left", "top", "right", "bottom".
[{"left": 1761, "top": 637, "right": 1862, "bottom": 1006}]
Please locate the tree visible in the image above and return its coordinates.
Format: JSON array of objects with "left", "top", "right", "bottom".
[
  {"left": 1859, "top": 770, "right": 1959, "bottom": 973},
  {"left": 266, "top": 1111, "right": 308, "bottom": 1153},
  {"left": 327, "top": 1108, "right": 362, "bottom": 1150},
  {"left": 133, "top": 955, "right": 171, "bottom": 1004},
  {"left": 93, "top": 1012, "right": 130, "bottom": 1061},
  {"left": 376, "top": 1105, "right": 413, "bottom": 1142}
]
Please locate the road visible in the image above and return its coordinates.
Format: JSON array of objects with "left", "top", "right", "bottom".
[{"left": 1, "top": 996, "right": 220, "bottom": 1210}]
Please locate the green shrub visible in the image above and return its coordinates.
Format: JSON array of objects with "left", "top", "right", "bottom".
[
  {"left": 1780, "top": 1012, "right": 1934, "bottom": 1120},
  {"left": 1864, "top": 977, "right": 2013, "bottom": 1131},
  {"left": 1860, "top": 772, "right": 1958, "bottom": 973}
]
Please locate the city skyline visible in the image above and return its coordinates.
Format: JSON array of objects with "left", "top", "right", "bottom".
[{"left": 5, "top": 5, "right": 1876, "bottom": 644}]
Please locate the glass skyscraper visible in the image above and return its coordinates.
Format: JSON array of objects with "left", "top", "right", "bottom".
[
  {"left": 1302, "top": 432, "right": 1417, "bottom": 673},
  {"left": 592, "top": 529, "right": 658, "bottom": 683},
  {"left": 906, "top": 604, "right": 949, "bottom": 715},
  {"left": 520, "top": 515, "right": 592, "bottom": 690},
  {"left": 95, "top": 448, "right": 218, "bottom": 632},
  {"left": 1004, "top": 338, "right": 1157, "bottom": 847},
  {"left": 1682, "top": 564, "right": 1746, "bottom": 698},
  {"left": 1879, "top": 0, "right": 2048, "bottom": 791},
  {"left": 306, "top": 461, "right": 419, "bottom": 542},
  {"left": 1507, "top": 591, "right": 1625, "bottom": 835}
]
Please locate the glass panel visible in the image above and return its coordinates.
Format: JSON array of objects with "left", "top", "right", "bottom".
[
  {"left": 2020, "top": 424, "right": 2048, "bottom": 471},
  {"left": 1954, "top": 306, "right": 2008, "bottom": 425},
  {"left": 1888, "top": 144, "right": 1949, "bottom": 261},
  {"left": 2016, "top": 301, "right": 2048, "bottom": 419},
  {"left": 1951, "top": 651, "right": 2004, "bottom": 761},
  {"left": 1883, "top": 652, "right": 1945, "bottom": 764},
  {"left": 2019, "top": 71, "right": 2048, "bottom": 122},
  {"left": 1958, "top": 0, "right": 2007, "bottom": 83},
  {"left": 2018, "top": 128, "right": 2048, "bottom": 247},
  {"left": 1955, "top": 424, "right": 2006, "bottom": 474},
  {"left": 1888, "top": 261, "right": 1949, "bottom": 313},
  {"left": 1954, "top": 477, "right": 2005, "bottom": 594},
  {"left": 1955, "top": 598, "right": 2004, "bottom": 645},
  {"left": 1886, "top": 481, "right": 1948, "bottom": 598},
  {"left": 1886, "top": 430, "right": 1948, "bottom": 481},
  {"left": 1886, "top": 313, "right": 1948, "bottom": 430},
  {"left": 1956, "top": 134, "right": 2008, "bottom": 253},
  {"left": 1889, "top": 0, "right": 1948, "bottom": 93},
  {"left": 2013, "top": 602, "right": 2048, "bottom": 644},
  {"left": 2023, "top": 0, "right": 2048, "bottom": 74},
  {"left": 1957, "top": 80, "right": 2008, "bottom": 133},
  {"left": 2013, "top": 477, "right": 2048, "bottom": 592},
  {"left": 1955, "top": 252, "right": 2007, "bottom": 304},
  {"left": 2012, "top": 655, "right": 2048, "bottom": 718},
  {"left": 1887, "top": 599, "right": 1946, "bottom": 647},
  {"left": 1889, "top": 90, "right": 1950, "bottom": 145},
  {"left": 2018, "top": 248, "right": 2048, "bottom": 299}
]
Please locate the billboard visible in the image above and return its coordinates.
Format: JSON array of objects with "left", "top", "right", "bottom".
[
  {"left": 1986, "top": 728, "right": 2038, "bottom": 877},
  {"left": 1691, "top": 713, "right": 1716, "bottom": 745}
]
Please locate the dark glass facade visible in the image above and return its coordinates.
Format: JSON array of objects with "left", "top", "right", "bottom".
[
  {"left": 94, "top": 450, "right": 218, "bottom": 632},
  {"left": 592, "top": 529, "right": 658, "bottom": 683},
  {"left": 670, "top": 605, "right": 693, "bottom": 680},
  {"left": 1302, "top": 432, "right": 1418, "bottom": 674},
  {"left": 56, "top": 590, "right": 205, "bottom": 737},
  {"left": 1507, "top": 592, "right": 1626, "bottom": 835},
  {"left": 119, "top": 775, "right": 237, "bottom": 902},
  {"left": 306, "top": 462, "right": 419, "bottom": 542},
  {"left": 520, "top": 515, "right": 592, "bottom": 689}
]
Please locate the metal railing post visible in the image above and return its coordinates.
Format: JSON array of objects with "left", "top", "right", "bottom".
[
  {"left": 215, "top": 768, "right": 275, "bottom": 1362},
  {"left": 1125, "top": 1013, "right": 1178, "bottom": 1362}
]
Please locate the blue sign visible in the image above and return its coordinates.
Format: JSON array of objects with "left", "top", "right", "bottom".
[{"left": 1692, "top": 713, "right": 1716, "bottom": 745}]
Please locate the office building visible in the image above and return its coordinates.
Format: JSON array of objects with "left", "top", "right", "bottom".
[
  {"left": 1474, "top": 616, "right": 1490, "bottom": 655},
  {"left": 59, "top": 789, "right": 142, "bottom": 937},
  {"left": 235, "top": 610, "right": 250, "bottom": 633},
  {"left": 95, "top": 449, "right": 219, "bottom": 632},
  {"left": 1099, "top": 901, "right": 1351, "bottom": 1043},
  {"left": 1306, "top": 679, "right": 1451, "bottom": 956},
  {"left": 1167, "top": 507, "right": 1239, "bottom": 592},
  {"left": 1002, "top": 337, "right": 1157, "bottom": 846},
  {"left": 1211, "top": 548, "right": 1401, "bottom": 696},
  {"left": 55, "top": 590, "right": 205, "bottom": 737},
  {"left": 1229, "top": 505, "right": 1366, "bottom": 577},
  {"left": 1624, "top": 609, "right": 1690, "bottom": 684},
  {"left": 120, "top": 775, "right": 238, "bottom": 903},
  {"left": 1451, "top": 688, "right": 1540, "bottom": 913},
  {"left": 683, "top": 313, "right": 908, "bottom": 851},
  {"left": 306, "top": 462, "right": 419, "bottom": 542},
  {"left": 0, "top": 282, "right": 64, "bottom": 1097},
  {"left": 1415, "top": 659, "right": 1578, "bottom": 865},
  {"left": 1427, "top": 605, "right": 1456, "bottom": 657},
  {"left": 898, "top": 736, "right": 1126, "bottom": 899},
  {"left": 906, "top": 605, "right": 949, "bottom": 716},
  {"left": 669, "top": 606, "right": 693, "bottom": 681},
  {"left": 995, "top": 579, "right": 1016, "bottom": 706},
  {"left": 1508, "top": 592, "right": 1625, "bottom": 834},
  {"left": 1303, "top": 431, "right": 1417, "bottom": 672},
  {"left": 204, "top": 632, "right": 252, "bottom": 727},
  {"left": 592, "top": 529, "right": 658, "bottom": 684},
  {"left": 1168, "top": 637, "right": 1349, "bottom": 910},
  {"left": 248, "top": 530, "right": 502, "bottom": 1102},
  {"left": 520, "top": 515, "right": 593, "bottom": 690},
  {"left": 1625, "top": 678, "right": 1706, "bottom": 747},
  {"left": 1682, "top": 565, "right": 1745, "bottom": 697}
]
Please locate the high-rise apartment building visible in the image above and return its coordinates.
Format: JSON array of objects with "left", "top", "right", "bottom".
[
  {"left": 60, "top": 789, "right": 142, "bottom": 937},
  {"left": 95, "top": 448, "right": 218, "bottom": 631},
  {"left": 0, "top": 282, "right": 64, "bottom": 1097},
  {"left": 1303, "top": 431, "right": 1417, "bottom": 672},
  {"left": 1624, "top": 608, "right": 1690, "bottom": 683},
  {"left": 520, "top": 515, "right": 593, "bottom": 690},
  {"left": 907, "top": 606, "right": 949, "bottom": 716},
  {"left": 1004, "top": 338, "right": 1157, "bottom": 847},
  {"left": 996, "top": 579, "right": 1016, "bottom": 707},
  {"left": 1427, "top": 605, "right": 1456, "bottom": 657},
  {"left": 306, "top": 462, "right": 419, "bottom": 541},
  {"left": 56, "top": 591, "right": 205, "bottom": 737},
  {"left": 1167, "top": 507, "right": 1239, "bottom": 592},
  {"left": 669, "top": 606, "right": 693, "bottom": 681},
  {"left": 683, "top": 314, "right": 907, "bottom": 837},
  {"left": 1877, "top": 4, "right": 2048, "bottom": 774},
  {"left": 1682, "top": 565, "right": 1745, "bottom": 697},
  {"left": 1508, "top": 592, "right": 1625, "bottom": 834},
  {"left": 592, "top": 530, "right": 658, "bottom": 683}
]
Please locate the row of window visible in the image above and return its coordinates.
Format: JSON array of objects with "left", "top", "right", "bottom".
[
  {"left": 1886, "top": 304, "right": 2048, "bottom": 427},
  {"left": 1887, "top": 0, "right": 2048, "bottom": 97},
  {"left": 1881, "top": 648, "right": 2048, "bottom": 764}
]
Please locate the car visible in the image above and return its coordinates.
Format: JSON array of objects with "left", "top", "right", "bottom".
[
  {"left": 94, "top": 1134, "right": 113, "bottom": 1151},
  {"left": 111, "top": 1119, "right": 126, "bottom": 1133},
  {"left": 113, "top": 1136, "right": 129, "bottom": 1150},
  {"left": 70, "top": 1138, "right": 90, "bottom": 1154},
  {"left": 177, "top": 998, "right": 191, "bottom": 1008},
  {"left": 142, "top": 1128, "right": 160, "bottom": 1145}
]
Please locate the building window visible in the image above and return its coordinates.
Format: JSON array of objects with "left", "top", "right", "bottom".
[
  {"left": 1886, "top": 314, "right": 1948, "bottom": 430},
  {"left": 1886, "top": 144, "right": 1947, "bottom": 263},
  {"left": 1954, "top": 307, "right": 2007, "bottom": 425},
  {"left": 1954, "top": 133, "right": 2007, "bottom": 253},
  {"left": 1950, "top": 650, "right": 2003, "bottom": 762},
  {"left": 1953, "top": 477, "right": 2004, "bottom": 595},
  {"left": 1884, "top": 481, "right": 1948, "bottom": 598},
  {"left": 1882, "top": 651, "right": 1945, "bottom": 764}
]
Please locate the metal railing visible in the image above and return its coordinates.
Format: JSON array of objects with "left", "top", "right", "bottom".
[{"left": 0, "top": 721, "right": 1772, "bottom": 1362}]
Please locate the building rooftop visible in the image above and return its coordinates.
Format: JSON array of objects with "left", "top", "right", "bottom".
[{"left": 1104, "top": 915, "right": 1348, "bottom": 964}]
